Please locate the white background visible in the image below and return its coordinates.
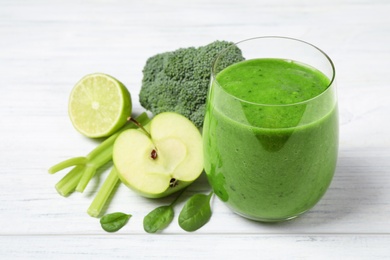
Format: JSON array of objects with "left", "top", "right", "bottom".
[{"left": 1, "top": 0, "right": 389, "bottom": 259}]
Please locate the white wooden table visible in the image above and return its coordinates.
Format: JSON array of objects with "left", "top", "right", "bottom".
[{"left": 1, "top": 0, "right": 390, "bottom": 259}]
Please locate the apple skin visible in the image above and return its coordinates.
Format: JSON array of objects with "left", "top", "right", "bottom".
[
  {"left": 119, "top": 177, "right": 194, "bottom": 199},
  {"left": 113, "top": 112, "right": 203, "bottom": 198}
]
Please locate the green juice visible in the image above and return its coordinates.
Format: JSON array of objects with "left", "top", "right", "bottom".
[{"left": 203, "top": 58, "right": 338, "bottom": 221}]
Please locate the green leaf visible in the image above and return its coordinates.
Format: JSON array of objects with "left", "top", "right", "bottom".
[
  {"left": 143, "top": 205, "right": 174, "bottom": 233},
  {"left": 100, "top": 212, "right": 131, "bottom": 232},
  {"left": 178, "top": 192, "right": 213, "bottom": 232}
]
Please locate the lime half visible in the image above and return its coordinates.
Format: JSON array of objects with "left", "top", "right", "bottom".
[{"left": 68, "top": 73, "right": 132, "bottom": 138}]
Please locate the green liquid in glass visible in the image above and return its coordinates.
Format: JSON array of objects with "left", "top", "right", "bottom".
[{"left": 203, "top": 58, "right": 338, "bottom": 221}]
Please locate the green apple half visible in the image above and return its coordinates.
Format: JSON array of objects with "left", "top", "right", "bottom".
[{"left": 113, "top": 112, "right": 203, "bottom": 198}]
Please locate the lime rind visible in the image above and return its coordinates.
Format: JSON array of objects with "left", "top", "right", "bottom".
[{"left": 68, "top": 73, "right": 132, "bottom": 138}]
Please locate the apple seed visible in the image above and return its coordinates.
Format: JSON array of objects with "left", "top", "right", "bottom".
[
  {"left": 170, "top": 178, "right": 179, "bottom": 188},
  {"left": 151, "top": 149, "right": 158, "bottom": 160}
]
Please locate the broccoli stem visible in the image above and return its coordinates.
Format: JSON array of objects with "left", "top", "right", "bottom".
[
  {"left": 49, "top": 112, "right": 151, "bottom": 196},
  {"left": 87, "top": 167, "right": 120, "bottom": 217}
]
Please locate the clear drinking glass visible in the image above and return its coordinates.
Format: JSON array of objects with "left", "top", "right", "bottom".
[{"left": 203, "top": 36, "right": 338, "bottom": 222}]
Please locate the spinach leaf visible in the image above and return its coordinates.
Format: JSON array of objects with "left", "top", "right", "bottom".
[
  {"left": 143, "top": 205, "right": 174, "bottom": 233},
  {"left": 143, "top": 188, "right": 186, "bottom": 233},
  {"left": 179, "top": 192, "right": 213, "bottom": 232},
  {"left": 100, "top": 212, "right": 131, "bottom": 232}
]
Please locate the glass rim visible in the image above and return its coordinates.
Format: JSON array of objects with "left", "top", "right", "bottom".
[{"left": 211, "top": 36, "right": 336, "bottom": 107}]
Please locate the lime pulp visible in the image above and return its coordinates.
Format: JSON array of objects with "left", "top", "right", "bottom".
[{"left": 68, "top": 73, "right": 132, "bottom": 138}]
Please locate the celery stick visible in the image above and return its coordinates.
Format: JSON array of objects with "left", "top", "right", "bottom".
[
  {"left": 87, "top": 167, "right": 120, "bottom": 217},
  {"left": 75, "top": 113, "right": 150, "bottom": 192},
  {"left": 76, "top": 166, "right": 96, "bottom": 192},
  {"left": 55, "top": 165, "right": 84, "bottom": 196},
  {"left": 49, "top": 157, "right": 87, "bottom": 174},
  {"left": 50, "top": 112, "right": 150, "bottom": 196}
]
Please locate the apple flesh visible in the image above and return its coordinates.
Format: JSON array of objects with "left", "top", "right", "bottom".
[{"left": 113, "top": 112, "right": 203, "bottom": 198}]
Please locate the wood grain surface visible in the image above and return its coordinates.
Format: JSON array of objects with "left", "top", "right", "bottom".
[{"left": 1, "top": 0, "right": 389, "bottom": 259}]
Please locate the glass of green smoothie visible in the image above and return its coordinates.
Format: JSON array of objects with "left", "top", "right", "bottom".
[{"left": 203, "top": 36, "right": 338, "bottom": 222}]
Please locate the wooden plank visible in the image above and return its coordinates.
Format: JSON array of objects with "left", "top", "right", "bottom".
[
  {"left": 0, "top": 148, "right": 389, "bottom": 235},
  {"left": 0, "top": 235, "right": 389, "bottom": 259},
  {"left": 0, "top": 0, "right": 390, "bottom": 258}
]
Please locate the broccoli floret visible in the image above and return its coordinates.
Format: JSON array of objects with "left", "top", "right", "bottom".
[{"left": 139, "top": 40, "right": 244, "bottom": 128}]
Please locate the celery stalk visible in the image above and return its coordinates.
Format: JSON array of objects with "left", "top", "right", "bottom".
[
  {"left": 49, "top": 157, "right": 87, "bottom": 174},
  {"left": 55, "top": 165, "right": 84, "bottom": 196},
  {"left": 87, "top": 167, "right": 120, "bottom": 217},
  {"left": 49, "top": 112, "right": 150, "bottom": 196}
]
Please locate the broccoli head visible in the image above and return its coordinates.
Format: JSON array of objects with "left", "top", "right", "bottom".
[{"left": 139, "top": 40, "right": 244, "bottom": 128}]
